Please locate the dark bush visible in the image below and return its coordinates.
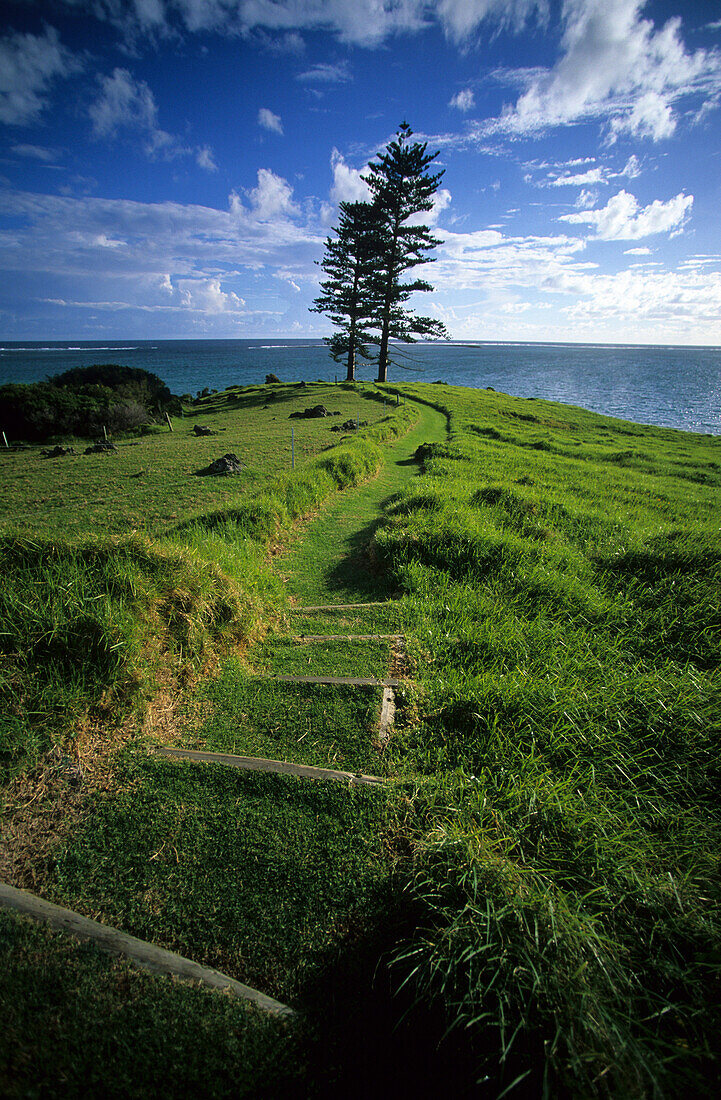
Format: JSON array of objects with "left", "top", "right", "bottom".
[
  {"left": 0, "top": 365, "right": 179, "bottom": 442},
  {"left": 50, "top": 364, "right": 171, "bottom": 408}
]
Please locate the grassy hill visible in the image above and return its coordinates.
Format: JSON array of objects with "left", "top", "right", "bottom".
[{"left": 1, "top": 381, "right": 719, "bottom": 1097}]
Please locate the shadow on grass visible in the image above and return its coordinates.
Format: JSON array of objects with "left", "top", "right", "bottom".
[
  {"left": 296, "top": 890, "right": 484, "bottom": 1099},
  {"left": 320, "top": 498, "right": 400, "bottom": 601}
]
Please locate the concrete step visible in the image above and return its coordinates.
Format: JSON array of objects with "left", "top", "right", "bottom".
[
  {"left": 0, "top": 882, "right": 295, "bottom": 1017},
  {"left": 156, "top": 746, "right": 385, "bottom": 787}
]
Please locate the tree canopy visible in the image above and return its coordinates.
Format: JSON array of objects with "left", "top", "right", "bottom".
[
  {"left": 363, "top": 122, "right": 448, "bottom": 382},
  {"left": 311, "top": 122, "right": 447, "bottom": 383},
  {"left": 311, "top": 200, "right": 382, "bottom": 381}
]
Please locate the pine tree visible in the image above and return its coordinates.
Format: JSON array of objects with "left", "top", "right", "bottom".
[
  {"left": 363, "top": 122, "right": 448, "bottom": 383},
  {"left": 310, "top": 200, "right": 382, "bottom": 382}
]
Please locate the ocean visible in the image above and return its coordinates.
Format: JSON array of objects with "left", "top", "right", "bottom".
[{"left": 1, "top": 339, "right": 719, "bottom": 435}]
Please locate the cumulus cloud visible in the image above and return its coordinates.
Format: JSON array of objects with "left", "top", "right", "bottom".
[
  {"left": 450, "top": 88, "right": 475, "bottom": 111},
  {"left": 409, "top": 187, "right": 452, "bottom": 226},
  {"left": 0, "top": 26, "right": 78, "bottom": 126},
  {"left": 231, "top": 168, "right": 301, "bottom": 221},
  {"left": 258, "top": 107, "right": 283, "bottom": 133},
  {"left": 560, "top": 189, "right": 693, "bottom": 240},
  {"left": 0, "top": 183, "right": 320, "bottom": 282},
  {"left": 177, "top": 277, "right": 246, "bottom": 313},
  {"left": 489, "top": 0, "right": 721, "bottom": 141},
  {"left": 329, "top": 149, "right": 371, "bottom": 204}
]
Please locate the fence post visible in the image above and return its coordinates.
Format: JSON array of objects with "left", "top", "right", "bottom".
[
  {"left": 2, "top": 431, "right": 8, "bottom": 449},
  {"left": 165, "top": 412, "right": 173, "bottom": 432}
]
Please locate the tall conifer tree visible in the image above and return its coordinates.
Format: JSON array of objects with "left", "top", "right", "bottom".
[
  {"left": 363, "top": 122, "right": 448, "bottom": 382},
  {"left": 311, "top": 200, "right": 381, "bottom": 381}
]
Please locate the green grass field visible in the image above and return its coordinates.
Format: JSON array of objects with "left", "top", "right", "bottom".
[
  {"left": 1, "top": 381, "right": 719, "bottom": 1097},
  {"left": 0, "top": 382, "right": 395, "bottom": 539}
]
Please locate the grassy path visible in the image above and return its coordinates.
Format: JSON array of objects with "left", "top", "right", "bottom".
[
  {"left": 191, "top": 399, "right": 447, "bottom": 773},
  {"left": 278, "top": 400, "right": 447, "bottom": 605},
  {"left": 1, "top": 399, "right": 459, "bottom": 1099}
]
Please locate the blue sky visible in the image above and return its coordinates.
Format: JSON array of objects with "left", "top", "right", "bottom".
[{"left": 1, "top": 0, "right": 720, "bottom": 344}]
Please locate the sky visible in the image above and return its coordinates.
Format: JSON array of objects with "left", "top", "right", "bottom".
[{"left": 1, "top": 0, "right": 721, "bottom": 345}]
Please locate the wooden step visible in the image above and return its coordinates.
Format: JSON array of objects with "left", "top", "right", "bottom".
[
  {"left": 293, "top": 633, "right": 404, "bottom": 642},
  {"left": 271, "top": 674, "right": 400, "bottom": 687},
  {"left": 377, "top": 686, "right": 396, "bottom": 745},
  {"left": 287, "top": 601, "right": 398, "bottom": 612},
  {"left": 0, "top": 882, "right": 295, "bottom": 1017},
  {"left": 156, "top": 746, "right": 385, "bottom": 786}
]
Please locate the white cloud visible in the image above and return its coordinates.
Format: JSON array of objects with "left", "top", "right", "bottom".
[
  {"left": 621, "top": 154, "right": 641, "bottom": 178},
  {"left": 89, "top": 67, "right": 216, "bottom": 168},
  {"left": 450, "top": 88, "right": 475, "bottom": 111},
  {"left": 11, "top": 144, "right": 61, "bottom": 162},
  {"left": 329, "top": 149, "right": 371, "bottom": 204},
  {"left": 435, "top": 0, "right": 546, "bottom": 43},
  {"left": 90, "top": 67, "right": 164, "bottom": 140},
  {"left": 258, "top": 107, "right": 283, "bottom": 133},
  {"left": 235, "top": 168, "right": 301, "bottom": 221},
  {"left": 548, "top": 166, "right": 605, "bottom": 186},
  {"left": 409, "top": 188, "right": 452, "bottom": 226},
  {"left": 296, "top": 61, "right": 351, "bottom": 83},
  {"left": 489, "top": 0, "right": 721, "bottom": 140},
  {"left": 560, "top": 189, "right": 693, "bottom": 240},
  {"left": 0, "top": 185, "right": 320, "bottom": 281},
  {"left": 60, "top": 0, "right": 546, "bottom": 49},
  {"left": 608, "top": 90, "right": 675, "bottom": 142},
  {"left": 177, "top": 277, "right": 246, "bottom": 313},
  {"left": 0, "top": 26, "right": 78, "bottom": 126},
  {"left": 624, "top": 246, "right": 651, "bottom": 254},
  {"left": 575, "top": 188, "right": 597, "bottom": 209},
  {"left": 196, "top": 145, "right": 218, "bottom": 170}
]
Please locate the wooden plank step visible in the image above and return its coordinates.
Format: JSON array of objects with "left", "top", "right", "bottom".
[
  {"left": 272, "top": 674, "right": 400, "bottom": 687},
  {"left": 293, "top": 634, "right": 404, "bottom": 642},
  {"left": 0, "top": 882, "right": 295, "bottom": 1018},
  {"left": 287, "top": 602, "right": 398, "bottom": 612},
  {"left": 377, "top": 686, "right": 396, "bottom": 745},
  {"left": 156, "top": 747, "right": 385, "bottom": 786}
]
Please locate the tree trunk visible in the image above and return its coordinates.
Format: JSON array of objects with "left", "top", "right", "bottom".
[
  {"left": 376, "top": 218, "right": 399, "bottom": 384},
  {"left": 376, "top": 329, "right": 388, "bottom": 382},
  {"left": 346, "top": 339, "right": 355, "bottom": 382}
]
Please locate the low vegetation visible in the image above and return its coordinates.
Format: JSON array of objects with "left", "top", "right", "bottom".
[
  {"left": 0, "top": 364, "right": 180, "bottom": 443},
  {"left": 375, "top": 383, "right": 720, "bottom": 1096},
  {"left": 1, "top": 378, "right": 719, "bottom": 1097}
]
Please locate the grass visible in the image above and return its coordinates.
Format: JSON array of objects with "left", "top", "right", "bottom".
[
  {"left": 0, "top": 909, "right": 303, "bottom": 1100},
  {"left": 0, "top": 383, "right": 396, "bottom": 540},
  {"left": 2, "top": 381, "right": 719, "bottom": 1097},
  {"left": 39, "top": 754, "right": 395, "bottom": 1004},
  {"left": 187, "top": 656, "right": 386, "bottom": 772},
  {"left": 373, "top": 383, "right": 721, "bottom": 1096},
  {"left": 0, "top": 390, "right": 418, "bottom": 779}
]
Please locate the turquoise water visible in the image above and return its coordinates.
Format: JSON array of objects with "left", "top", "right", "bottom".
[{"left": 1, "top": 338, "right": 719, "bottom": 434}]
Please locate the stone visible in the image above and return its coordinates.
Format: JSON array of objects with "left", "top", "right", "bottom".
[
  {"left": 84, "top": 442, "right": 118, "bottom": 455},
  {"left": 289, "top": 405, "right": 330, "bottom": 419},
  {"left": 192, "top": 425, "right": 213, "bottom": 436},
  {"left": 41, "top": 445, "right": 76, "bottom": 458},
  {"left": 198, "top": 453, "right": 245, "bottom": 476}
]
